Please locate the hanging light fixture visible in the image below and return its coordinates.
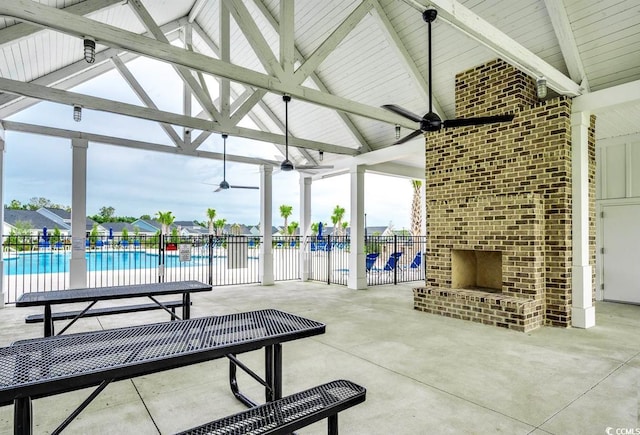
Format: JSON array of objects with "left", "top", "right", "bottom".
[
  {"left": 319, "top": 150, "right": 324, "bottom": 162},
  {"left": 536, "top": 77, "right": 547, "bottom": 99},
  {"left": 83, "top": 37, "right": 96, "bottom": 63},
  {"left": 395, "top": 124, "right": 401, "bottom": 140},
  {"left": 73, "top": 105, "right": 82, "bottom": 122}
]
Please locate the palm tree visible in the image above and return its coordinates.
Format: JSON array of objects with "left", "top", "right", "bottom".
[
  {"left": 410, "top": 180, "right": 422, "bottom": 236},
  {"left": 279, "top": 205, "right": 293, "bottom": 235},
  {"left": 331, "top": 205, "right": 346, "bottom": 236},
  {"left": 206, "top": 208, "right": 216, "bottom": 235},
  {"left": 287, "top": 221, "right": 299, "bottom": 236},
  {"left": 156, "top": 211, "right": 175, "bottom": 236},
  {"left": 214, "top": 218, "right": 226, "bottom": 236}
]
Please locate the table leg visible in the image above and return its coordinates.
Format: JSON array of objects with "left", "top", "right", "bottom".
[
  {"left": 182, "top": 293, "right": 191, "bottom": 319},
  {"left": 44, "top": 304, "right": 53, "bottom": 337},
  {"left": 265, "top": 344, "right": 283, "bottom": 402},
  {"left": 14, "top": 397, "right": 32, "bottom": 435}
]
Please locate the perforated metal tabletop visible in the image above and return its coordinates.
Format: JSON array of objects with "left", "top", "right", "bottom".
[{"left": 0, "top": 309, "right": 325, "bottom": 406}]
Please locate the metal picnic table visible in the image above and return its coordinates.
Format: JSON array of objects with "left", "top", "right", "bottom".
[{"left": 0, "top": 308, "right": 326, "bottom": 435}]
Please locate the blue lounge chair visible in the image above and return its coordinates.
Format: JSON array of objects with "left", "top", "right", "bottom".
[
  {"left": 406, "top": 252, "right": 422, "bottom": 270},
  {"left": 372, "top": 252, "right": 402, "bottom": 272},
  {"left": 365, "top": 253, "right": 379, "bottom": 272}
]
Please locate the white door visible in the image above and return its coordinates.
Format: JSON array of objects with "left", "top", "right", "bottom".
[{"left": 602, "top": 204, "right": 640, "bottom": 303}]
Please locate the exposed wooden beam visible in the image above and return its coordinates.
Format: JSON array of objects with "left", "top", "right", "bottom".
[
  {"left": 188, "top": 0, "right": 208, "bottom": 23},
  {"left": 543, "top": 0, "right": 590, "bottom": 91},
  {"left": 219, "top": 1, "right": 231, "bottom": 121},
  {"left": 111, "top": 56, "right": 185, "bottom": 149},
  {"left": 0, "top": 0, "right": 122, "bottom": 47},
  {"left": 293, "top": 0, "right": 373, "bottom": 85},
  {"left": 401, "top": 0, "right": 582, "bottom": 96},
  {"left": 0, "top": 76, "right": 359, "bottom": 155},
  {"left": 0, "top": 120, "right": 281, "bottom": 167},
  {"left": 572, "top": 80, "right": 640, "bottom": 113},
  {"left": 279, "top": 0, "right": 295, "bottom": 77},
  {"left": 127, "top": 0, "right": 220, "bottom": 122},
  {"left": 0, "top": 0, "right": 416, "bottom": 129}
]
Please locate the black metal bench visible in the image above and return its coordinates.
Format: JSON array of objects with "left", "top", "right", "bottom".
[
  {"left": 176, "top": 380, "right": 366, "bottom": 435},
  {"left": 25, "top": 300, "right": 185, "bottom": 324}
]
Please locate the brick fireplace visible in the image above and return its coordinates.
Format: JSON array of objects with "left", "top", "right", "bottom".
[{"left": 413, "top": 59, "right": 596, "bottom": 332}]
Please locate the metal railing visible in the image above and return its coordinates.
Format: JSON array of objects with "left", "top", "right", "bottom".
[{"left": 1, "top": 233, "right": 426, "bottom": 303}]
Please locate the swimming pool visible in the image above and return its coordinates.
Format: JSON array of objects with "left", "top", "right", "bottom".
[{"left": 3, "top": 251, "right": 216, "bottom": 275}]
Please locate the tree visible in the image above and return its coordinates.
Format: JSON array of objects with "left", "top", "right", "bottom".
[
  {"left": 6, "top": 220, "right": 33, "bottom": 250},
  {"left": 410, "top": 180, "right": 423, "bottom": 236},
  {"left": 279, "top": 205, "right": 293, "bottom": 234},
  {"left": 27, "top": 197, "right": 52, "bottom": 210},
  {"left": 50, "top": 227, "right": 61, "bottom": 247},
  {"left": 331, "top": 205, "right": 346, "bottom": 236},
  {"left": 140, "top": 214, "right": 151, "bottom": 220},
  {"left": 7, "top": 199, "right": 24, "bottom": 209},
  {"left": 89, "top": 223, "right": 99, "bottom": 247},
  {"left": 99, "top": 206, "right": 115, "bottom": 221},
  {"left": 156, "top": 211, "right": 175, "bottom": 236},
  {"left": 214, "top": 218, "right": 227, "bottom": 236},
  {"left": 206, "top": 208, "right": 216, "bottom": 235},
  {"left": 310, "top": 222, "right": 319, "bottom": 236},
  {"left": 122, "top": 227, "right": 129, "bottom": 242},
  {"left": 287, "top": 221, "right": 299, "bottom": 236}
]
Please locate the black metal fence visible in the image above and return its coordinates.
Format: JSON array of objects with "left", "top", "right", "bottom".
[{"left": 2, "top": 233, "right": 426, "bottom": 304}]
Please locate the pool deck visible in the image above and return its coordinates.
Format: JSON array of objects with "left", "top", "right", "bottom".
[{"left": 0, "top": 280, "right": 638, "bottom": 434}]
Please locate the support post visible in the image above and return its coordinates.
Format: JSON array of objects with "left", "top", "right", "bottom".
[
  {"left": 70, "top": 138, "right": 88, "bottom": 289},
  {"left": 571, "top": 111, "right": 595, "bottom": 328},
  {"left": 260, "top": 165, "right": 274, "bottom": 285},
  {"left": 299, "top": 175, "right": 311, "bottom": 281},
  {"left": 348, "top": 165, "right": 366, "bottom": 289},
  {"left": 0, "top": 126, "right": 5, "bottom": 307}
]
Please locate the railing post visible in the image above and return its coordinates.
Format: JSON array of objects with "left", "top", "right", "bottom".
[
  {"left": 326, "top": 235, "right": 331, "bottom": 285},
  {"left": 393, "top": 235, "right": 398, "bottom": 285},
  {"left": 158, "top": 234, "right": 165, "bottom": 283}
]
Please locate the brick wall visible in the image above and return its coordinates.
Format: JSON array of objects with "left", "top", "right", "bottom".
[{"left": 414, "top": 59, "right": 596, "bottom": 330}]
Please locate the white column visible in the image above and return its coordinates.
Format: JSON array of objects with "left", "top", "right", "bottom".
[
  {"left": 259, "top": 165, "right": 274, "bottom": 285},
  {"left": 299, "top": 175, "right": 311, "bottom": 281},
  {"left": 348, "top": 165, "right": 367, "bottom": 289},
  {"left": 571, "top": 111, "right": 595, "bottom": 328},
  {"left": 69, "top": 138, "right": 88, "bottom": 289},
  {"left": 0, "top": 126, "right": 5, "bottom": 307}
]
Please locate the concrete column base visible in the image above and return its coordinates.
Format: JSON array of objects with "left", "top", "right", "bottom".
[{"left": 69, "top": 258, "right": 87, "bottom": 289}]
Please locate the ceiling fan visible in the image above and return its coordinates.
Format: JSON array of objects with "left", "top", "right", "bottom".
[
  {"left": 213, "top": 134, "right": 259, "bottom": 192},
  {"left": 382, "top": 9, "right": 514, "bottom": 145},
  {"left": 279, "top": 94, "right": 333, "bottom": 172}
]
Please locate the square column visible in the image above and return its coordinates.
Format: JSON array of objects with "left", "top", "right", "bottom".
[
  {"left": 0, "top": 127, "right": 5, "bottom": 307},
  {"left": 299, "top": 175, "right": 311, "bottom": 281},
  {"left": 70, "top": 138, "right": 88, "bottom": 289},
  {"left": 348, "top": 165, "right": 367, "bottom": 289},
  {"left": 571, "top": 112, "right": 596, "bottom": 328},
  {"left": 260, "top": 165, "right": 274, "bottom": 285}
]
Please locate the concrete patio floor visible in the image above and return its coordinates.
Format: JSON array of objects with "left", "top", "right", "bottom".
[{"left": 0, "top": 280, "right": 638, "bottom": 434}]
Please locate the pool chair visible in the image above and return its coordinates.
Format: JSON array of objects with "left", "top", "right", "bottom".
[
  {"left": 372, "top": 252, "right": 402, "bottom": 272},
  {"left": 365, "top": 253, "right": 379, "bottom": 272},
  {"left": 404, "top": 251, "right": 422, "bottom": 271}
]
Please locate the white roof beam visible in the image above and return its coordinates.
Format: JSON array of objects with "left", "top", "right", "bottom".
[
  {"left": 543, "top": 0, "right": 590, "bottom": 92},
  {"left": 188, "top": 0, "right": 208, "bottom": 23},
  {"left": 572, "top": 80, "right": 640, "bottom": 113},
  {"left": 1, "top": 120, "right": 280, "bottom": 167},
  {"left": 227, "top": 0, "right": 284, "bottom": 79},
  {"left": 371, "top": 0, "right": 446, "bottom": 117},
  {"left": 0, "top": 76, "right": 358, "bottom": 156},
  {"left": 293, "top": 0, "right": 374, "bottom": 85},
  {"left": 0, "top": 0, "right": 122, "bottom": 47},
  {"left": 0, "top": 0, "right": 416, "bottom": 129},
  {"left": 251, "top": 0, "right": 372, "bottom": 152},
  {"left": 366, "top": 162, "right": 424, "bottom": 179},
  {"left": 219, "top": 1, "right": 231, "bottom": 122},
  {"left": 279, "top": 0, "right": 295, "bottom": 77},
  {"left": 127, "top": 0, "right": 220, "bottom": 123},
  {"left": 111, "top": 56, "right": 185, "bottom": 149},
  {"left": 401, "top": 0, "right": 582, "bottom": 96},
  {"left": 182, "top": 23, "right": 193, "bottom": 148}
]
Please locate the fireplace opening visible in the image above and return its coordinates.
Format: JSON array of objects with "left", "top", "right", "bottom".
[{"left": 452, "top": 250, "right": 503, "bottom": 293}]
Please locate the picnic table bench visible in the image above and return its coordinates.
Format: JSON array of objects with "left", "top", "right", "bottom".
[
  {"left": 16, "top": 280, "right": 212, "bottom": 337},
  {"left": 0, "top": 309, "right": 329, "bottom": 434}
]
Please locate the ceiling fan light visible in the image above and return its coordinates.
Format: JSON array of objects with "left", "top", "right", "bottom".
[
  {"left": 280, "top": 159, "right": 294, "bottom": 171},
  {"left": 319, "top": 150, "right": 324, "bottom": 162},
  {"left": 536, "top": 77, "right": 547, "bottom": 99},
  {"left": 73, "top": 105, "right": 82, "bottom": 122},
  {"left": 395, "top": 124, "right": 401, "bottom": 139},
  {"left": 83, "top": 37, "right": 96, "bottom": 63}
]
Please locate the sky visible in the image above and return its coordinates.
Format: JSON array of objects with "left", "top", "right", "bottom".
[{"left": 3, "top": 57, "right": 415, "bottom": 230}]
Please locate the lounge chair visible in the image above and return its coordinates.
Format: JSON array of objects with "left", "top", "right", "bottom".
[
  {"left": 404, "top": 251, "right": 422, "bottom": 271},
  {"left": 372, "top": 252, "right": 402, "bottom": 272},
  {"left": 366, "top": 253, "right": 379, "bottom": 272}
]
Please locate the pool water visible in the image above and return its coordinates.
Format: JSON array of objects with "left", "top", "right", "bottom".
[{"left": 3, "top": 251, "right": 214, "bottom": 275}]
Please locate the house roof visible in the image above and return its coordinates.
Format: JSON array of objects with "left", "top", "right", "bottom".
[
  {"left": 4, "top": 209, "right": 67, "bottom": 231},
  {"left": 0, "top": 0, "right": 636, "bottom": 182}
]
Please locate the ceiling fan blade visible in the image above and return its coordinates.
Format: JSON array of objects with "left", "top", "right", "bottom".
[
  {"left": 229, "top": 185, "right": 259, "bottom": 190},
  {"left": 443, "top": 114, "right": 515, "bottom": 128},
  {"left": 382, "top": 104, "right": 423, "bottom": 123},
  {"left": 295, "top": 164, "right": 334, "bottom": 170},
  {"left": 393, "top": 129, "right": 423, "bottom": 145},
  {"left": 214, "top": 186, "right": 223, "bottom": 192}
]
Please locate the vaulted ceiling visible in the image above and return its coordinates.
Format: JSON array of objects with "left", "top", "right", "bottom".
[{"left": 0, "top": 0, "right": 639, "bottom": 180}]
